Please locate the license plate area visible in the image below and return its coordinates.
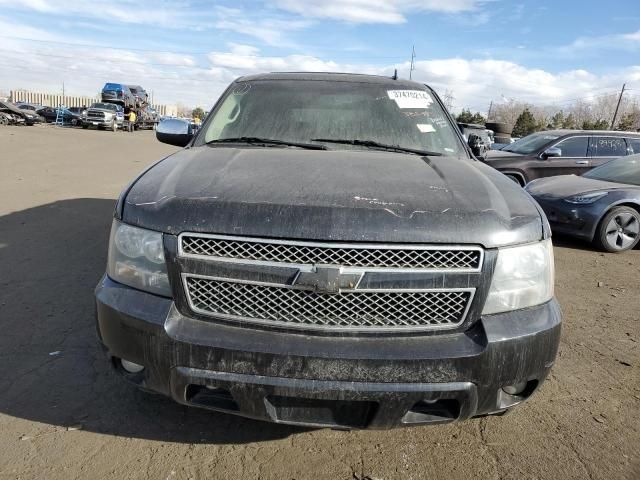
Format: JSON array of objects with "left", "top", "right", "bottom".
[{"left": 264, "top": 395, "right": 378, "bottom": 429}]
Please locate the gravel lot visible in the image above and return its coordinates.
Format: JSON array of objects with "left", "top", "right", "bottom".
[{"left": 0, "top": 125, "right": 638, "bottom": 480}]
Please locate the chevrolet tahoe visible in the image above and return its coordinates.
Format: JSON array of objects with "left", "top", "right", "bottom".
[{"left": 95, "top": 73, "right": 561, "bottom": 429}]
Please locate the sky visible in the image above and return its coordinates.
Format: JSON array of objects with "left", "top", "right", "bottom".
[{"left": 0, "top": 0, "right": 639, "bottom": 112}]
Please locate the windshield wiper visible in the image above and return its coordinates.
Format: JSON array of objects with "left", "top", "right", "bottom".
[
  {"left": 311, "top": 138, "right": 442, "bottom": 156},
  {"left": 205, "top": 137, "right": 327, "bottom": 150}
]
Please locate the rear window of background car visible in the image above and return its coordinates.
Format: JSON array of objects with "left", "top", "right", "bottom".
[
  {"left": 591, "top": 137, "right": 627, "bottom": 157},
  {"left": 627, "top": 138, "right": 640, "bottom": 154}
]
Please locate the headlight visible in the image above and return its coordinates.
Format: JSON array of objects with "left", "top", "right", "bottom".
[
  {"left": 82, "top": 110, "right": 87, "bottom": 116},
  {"left": 564, "top": 192, "right": 607, "bottom": 204},
  {"left": 107, "top": 220, "right": 171, "bottom": 296},
  {"left": 482, "top": 239, "right": 554, "bottom": 315}
]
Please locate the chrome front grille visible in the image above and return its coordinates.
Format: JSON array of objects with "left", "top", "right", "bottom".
[
  {"left": 87, "top": 110, "right": 106, "bottom": 120},
  {"left": 184, "top": 276, "right": 473, "bottom": 332},
  {"left": 180, "top": 234, "right": 482, "bottom": 270}
]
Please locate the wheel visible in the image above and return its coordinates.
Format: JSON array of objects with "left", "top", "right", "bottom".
[
  {"left": 504, "top": 174, "right": 524, "bottom": 186},
  {"left": 82, "top": 124, "right": 88, "bottom": 129},
  {"left": 594, "top": 206, "right": 640, "bottom": 252}
]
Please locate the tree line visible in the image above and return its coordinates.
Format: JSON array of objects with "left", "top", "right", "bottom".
[{"left": 456, "top": 92, "right": 640, "bottom": 138}]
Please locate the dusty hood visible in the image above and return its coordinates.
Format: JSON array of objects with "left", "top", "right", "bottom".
[
  {"left": 122, "top": 147, "right": 544, "bottom": 248},
  {"left": 526, "top": 174, "right": 636, "bottom": 199}
]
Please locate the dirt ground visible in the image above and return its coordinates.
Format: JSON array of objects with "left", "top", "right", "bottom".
[{"left": 0, "top": 125, "right": 638, "bottom": 480}]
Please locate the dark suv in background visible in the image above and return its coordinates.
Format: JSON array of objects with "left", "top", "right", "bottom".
[
  {"left": 101, "top": 83, "right": 135, "bottom": 109},
  {"left": 485, "top": 130, "right": 640, "bottom": 185}
]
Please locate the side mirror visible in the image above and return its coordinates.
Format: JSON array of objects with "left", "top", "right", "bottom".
[
  {"left": 468, "top": 133, "right": 487, "bottom": 160},
  {"left": 541, "top": 147, "right": 561, "bottom": 159},
  {"left": 156, "top": 118, "right": 194, "bottom": 147}
]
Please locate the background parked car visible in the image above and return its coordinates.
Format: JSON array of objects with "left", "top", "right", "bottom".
[
  {"left": 485, "top": 130, "right": 640, "bottom": 185},
  {"left": 16, "top": 103, "right": 43, "bottom": 112},
  {"left": 36, "top": 106, "right": 81, "bottom": 126},
  {"left": 68, "top": 107, "right": 86, "bottom": 116},
  {"left": 0, "top": 101, "right": 42, "bottom": 125},
  {"left": 101, "top": 83, "right": 135, "bottom": 109},
  {"left": 527, "top": 154, "right": 640, "bottom": 252}
]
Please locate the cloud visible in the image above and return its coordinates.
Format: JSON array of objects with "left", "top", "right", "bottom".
[
  {"left": 205, "top": 48, "right": 640, "bottom": 113},
  {"left": 622, "top": 30, "right": 640, "bottom": 42},
  {"left": 561, "top": 29, "right": 640, "bottom": 54},
  {"left": 0, "top": 0, "right": 217, "bottom": 28},
  {"left": 274, "top": 0, "right": 488, "bottom": 24},
  {"left": 212, "top": 6, "right": 311, "bottom": 47},
  {"left": 207, "top": 47, "right": 344, "bottom": 73},
  {"left": 1, "top": 18, "right": 638, "bottom": 114},
  {"left": 0, "top": 15, "right": 62, "bottom": 42},
  {"left": 147, "top": 52, "right": 197, "bottom": 67}
]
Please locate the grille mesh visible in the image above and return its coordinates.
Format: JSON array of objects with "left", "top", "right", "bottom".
[
  {"left": 181, "top": 236, "right": 481, "bottom": 270},
  {"left": 87, "top": 110, "right": 106, "bottom": 119},
  {"left": 185, "top": 277, "right": 472, "bottom": 330}
]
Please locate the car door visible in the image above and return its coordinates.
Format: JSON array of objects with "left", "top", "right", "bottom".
[
  {"left": 40, "top": 108, "right": 54, "bottom": 121},
  {"left": 589, "top": 136, "right": 629, "bottom": 168},
  {"left": 531, "top": 135, "right": 590, "bottom": 178}
]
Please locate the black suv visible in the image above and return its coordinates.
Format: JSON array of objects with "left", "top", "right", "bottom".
[
  {"left": 486, "top": 130, "right": 640, "bottom": 185},
  {"left": 95, "top": 73, "right": 561, "bottom": 429}
]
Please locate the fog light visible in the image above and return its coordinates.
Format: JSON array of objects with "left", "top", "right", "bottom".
[
  {"left": 121, "top": 359, "right": 145, "bottom": 373},
  {"left": 502, "top": 382, "right": 528, "bottom": 396}
]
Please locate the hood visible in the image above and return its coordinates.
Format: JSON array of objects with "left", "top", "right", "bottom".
[
  {"left": 526, "top": 174, "right": 636, "bottom": 199},
  {"left": 0, "top": 101, "right": 30, "bottom": 119},
  {"left": 122, "top": 147, "right": 544, "bottom": 248},
  {"left": 88, "top": 107, "right": 115, "bottom": 113}
]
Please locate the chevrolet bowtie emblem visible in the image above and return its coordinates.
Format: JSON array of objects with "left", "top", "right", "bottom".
[{"left": 293, "top": 265, "right": 362, "bottom": 294}]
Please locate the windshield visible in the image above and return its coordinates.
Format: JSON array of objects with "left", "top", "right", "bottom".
[
  {"left": 103, "top": 83, "right": 121, "bottom": 91},
  {"left": 502, "top": 132, "right": 561, "bottom": 154},
  {"left": 197, "top": 80, "right": 465, "bottom": 156},
  {"left": 583, "top": 154, "right": 640, "bottom": 185},
  {"left": 92, "top": 103, "right": 118, "bottom": 111}
]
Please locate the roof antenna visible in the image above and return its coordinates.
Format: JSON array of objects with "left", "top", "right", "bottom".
[{"left": 392, "top": 69, "right": 398, "bottom": 80}]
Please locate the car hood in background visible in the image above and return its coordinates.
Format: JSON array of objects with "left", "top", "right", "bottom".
[
  {"left": 0, "top": 101, "right": 30, "bottom": 119},
  {"left": 526, "top": 174, "right": 636, "bottom": 199},
  {"left": 123, "top": 147, "right": 544, "bottom": 248}
]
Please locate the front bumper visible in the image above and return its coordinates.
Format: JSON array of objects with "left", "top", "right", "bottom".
[
  {"left": 531, "top": 196, "right": 600, "bottom": 241},
  {"left": 83, "top": 118, "right": 118, "bottom": 127},
  {"left": 96, "top": 276, "right": 561, "bottom": 429}
]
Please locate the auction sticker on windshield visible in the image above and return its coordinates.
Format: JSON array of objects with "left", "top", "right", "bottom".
[{"left": 387, "top": 90, "right": 433, "bottom": 109}]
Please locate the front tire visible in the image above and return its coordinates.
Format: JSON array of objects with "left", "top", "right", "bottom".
[
  {"left": 505, "top": 174, "right": 524, "bottom": 186},
  {"left": 594, "top": 206, "right": 640, "bottom": 252}
]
